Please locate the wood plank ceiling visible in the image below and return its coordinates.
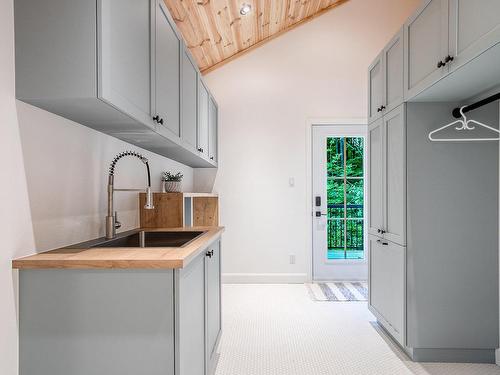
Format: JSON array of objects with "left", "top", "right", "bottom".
[{"left": 163, "top": 0, "right": 349, "bottom": 74}]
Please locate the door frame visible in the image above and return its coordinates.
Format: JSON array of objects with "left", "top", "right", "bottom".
[{"left": 306, "top": 118, "right": 368, "bottom": 281}]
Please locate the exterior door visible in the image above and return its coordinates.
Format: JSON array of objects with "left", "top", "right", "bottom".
[{"left": 312, "top": 125, "right": 367, "bottom": 281}]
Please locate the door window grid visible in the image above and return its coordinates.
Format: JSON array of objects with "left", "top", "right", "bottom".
[{"left": 326, "top": 137, "right": 364, "bottom": 260}]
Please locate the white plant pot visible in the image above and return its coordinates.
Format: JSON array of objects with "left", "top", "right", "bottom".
[{"left": 163, "top": 180, "right": 182, "bottom": 192}]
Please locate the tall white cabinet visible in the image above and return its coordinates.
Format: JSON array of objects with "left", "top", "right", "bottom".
[{"left": 368, "top": 0, "right": 500, "bottom": 363}]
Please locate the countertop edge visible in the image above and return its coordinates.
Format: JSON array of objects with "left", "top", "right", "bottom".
[{"left": 12, "top": 227, "right": 224, "bottom": 270}]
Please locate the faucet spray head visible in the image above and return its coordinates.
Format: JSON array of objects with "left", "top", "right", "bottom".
[{"left": 145, "top": 187, "right": 154, "bottom": 210}]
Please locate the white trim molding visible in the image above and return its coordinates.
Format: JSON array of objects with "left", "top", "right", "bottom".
[{"left": 222, "top": 273, "right": 309, "bottom": 284}]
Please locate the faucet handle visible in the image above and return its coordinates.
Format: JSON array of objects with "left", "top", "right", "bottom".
[{"left": 114, "top": 211, "right": 122, "bottom": 230}]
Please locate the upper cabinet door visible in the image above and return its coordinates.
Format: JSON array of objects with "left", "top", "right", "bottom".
[
  {"left": 383, "top": 105, "right": 406, "bottom": 246},
  {"left": 98, "top": 0, "right": 152, "bottom": 126},
  {"left": 383, "top": 29, "right": 404, "bottom": 114},
  {"left": 448, "top": 0, "right": 500, "bottom": 72},
  {"left": 208, "top": 96, "right": 218, "bottom": 163},
  {"left": 153, "top": 0, "right": 180, "bottom": 137},
  {"left": 181, "top": 49, "right": 198, "bottom": 152},
  {"left": 368, "top": 53, "right": 384, "bottom": 124},
  {"left": 404, "top": 0, "right": 449, "bottom": 99},
  {"left": 368, "top": 118, "right": 384, "bottom": 237},
  {"left": 198, "top": 80, "right": 209, "bottom": 157}
]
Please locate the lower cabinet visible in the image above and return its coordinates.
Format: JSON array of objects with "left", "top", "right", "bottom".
[
  {"left": 176, "top": 240, "right": 222, "bottom": 375},
  {"left": 19, "top": 240, "right": 223, "bottom": 375},
  {"left": 368, "top": 235, "right": 406, "bottom": 347},
  {"left": 206, "top": 241, "right": 221, "bottom": 374},
  {"left": 177, "top": 253, "right": 206, "bottom": 375}
]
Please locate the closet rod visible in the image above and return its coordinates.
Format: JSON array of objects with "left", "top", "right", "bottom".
[{"left": 452, "top": 91, "right": 500, "bottom": 118}]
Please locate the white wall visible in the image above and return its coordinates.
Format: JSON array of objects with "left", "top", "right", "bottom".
[
  {"left": 204, "top": 0, "right": 420, "bottom": 283},
  {"left": 1, "top": 0, "right": 193, "bottom": 373}
]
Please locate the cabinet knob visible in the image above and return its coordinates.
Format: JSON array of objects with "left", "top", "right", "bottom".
[
  {"left": 380, "top": 229, "right": 386, "bottom": 234},
  {"left": 444, "top": 55, "right": 454, "bottom": 63},
  {"left": 153, "top": 115, "right": 160, "bottom": 122},
  {"left": 377, "top": 239, "right": 389, "bottom": 246},
  {"left": 377, "top": 106, "right": 382, "bottom": 113},
  {"left": 380, "top": 105, "right": 386, "bottom": 111},
  {"left": 210, "top": 156, "right": 214, "bottom": 160},
  {"left": 158, "top": 118, "right": 164, "bottom": 125},
  {"left": 206, "top": 250, "right": 214, "bottom": 258},
  {"left": 437, "top": 60, "right": 445, "bottom": 68},
  {"left": 198, "top": 147, "right": 203, "bottom": 152}
]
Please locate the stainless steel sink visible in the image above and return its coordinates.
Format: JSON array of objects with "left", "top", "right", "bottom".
[{"left": 68, "top": 230, "right": 205, "bottom": 249}]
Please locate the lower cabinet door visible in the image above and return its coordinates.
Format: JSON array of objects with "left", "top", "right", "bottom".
[
  {"left": 205, "top": 240, "right": 221, "bottom": 373},
  {"left": 177, "top": 253, "right": 206, "bottom": 375},
  {"left": 369, "top": 235, "right": 406, "bottom": 346}
]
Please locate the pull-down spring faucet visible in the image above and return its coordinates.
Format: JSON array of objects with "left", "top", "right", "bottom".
[{"left": 106, "top": 151, "right": 154, "bottom": 239}]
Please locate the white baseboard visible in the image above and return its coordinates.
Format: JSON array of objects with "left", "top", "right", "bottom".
[
  {"left": 222, "top": 273, "right": 309, "bottom": 284},
  {"left": 496, "top": 348, "right": 500, "bottom": 365}
]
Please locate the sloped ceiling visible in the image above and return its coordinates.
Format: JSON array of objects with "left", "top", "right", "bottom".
[{"left": 164, "top": 0, "right": 349, "bottom": 74}]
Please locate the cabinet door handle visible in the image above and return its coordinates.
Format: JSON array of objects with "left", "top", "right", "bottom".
[
  {"left": 377, "top": 239, "right": 389, "bottom": 246},
  {"left": 444, "top": 55, "right": 454, "bottom": 64}
]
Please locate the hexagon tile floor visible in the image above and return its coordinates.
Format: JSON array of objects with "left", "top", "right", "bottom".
[{"left": 215, "top": 284, "right": 500, "bottom": 375}]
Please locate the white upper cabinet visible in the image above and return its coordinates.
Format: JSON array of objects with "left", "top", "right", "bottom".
[
  {"left": 368, "top": 28, "right": 405, "bottom": 124},
  {"left": 181, "top": 49, "right": 199, "bottom": 152},
  {"left": 198, "top": 80, "right": 210, "bottom": 158},
  {"left": 98, "top": 0, "right": 152, "bottom": 126},
  {"left": 208, "top": 96, "right": 218, "bottom": 163},
  {"left": 368, "top": 53, "right": 384, "bottom": 124},
  {"left": 448, "top": 0, "right": 500, "bottom": 72},
  {"left": 153, "top": 0, "right": 180, "bottom": 137},
  {"left": 383, "top": 28, "right": 404, "bottom": 114},
  {"left": 404, "top": 0, "right": 449, "bottom": 99}
]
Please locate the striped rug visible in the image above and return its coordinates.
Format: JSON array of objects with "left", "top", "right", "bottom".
[{"left": 306, "top": 281, "right": 368, "bottom": 302}]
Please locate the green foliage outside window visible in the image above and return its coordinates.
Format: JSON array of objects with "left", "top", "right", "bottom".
[{"left": 326, "top": 137, "right": 364, "bottom": 260}]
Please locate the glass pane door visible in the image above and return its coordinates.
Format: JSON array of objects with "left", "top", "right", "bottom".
[{"left": 326, "top": 137, "right": 364, "bottom": 260}]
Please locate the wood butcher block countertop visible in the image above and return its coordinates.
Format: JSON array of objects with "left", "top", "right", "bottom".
[{"left": 12, "top": 227, "right": 224, "bottom": 270}]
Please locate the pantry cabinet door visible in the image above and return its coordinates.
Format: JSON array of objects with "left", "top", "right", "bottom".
[
  {"left": 448, "top": 0, "right": 500, "bottom": 72},
  {"left": 368, "top": 118, "right": 384, "bottom": 237},
  {"left": 383, "top": 28, "right": 404, "bottom": 113},
  {"left": 404, "top": 0, "right": 449, "bottom": 99},
  {"left": 383, "top": 105, "right": 406, "bottom": 246},
  {"left": 368, "top": 53, "right": 384, "bottom": 124}
]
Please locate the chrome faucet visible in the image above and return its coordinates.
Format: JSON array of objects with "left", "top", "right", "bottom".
[{"left": 106, "top": 151, "right": 154, "bottom": 239}]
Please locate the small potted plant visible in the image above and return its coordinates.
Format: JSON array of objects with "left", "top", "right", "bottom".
[{"left": 162, "top": 171, "right": 183, "bottom": 192}]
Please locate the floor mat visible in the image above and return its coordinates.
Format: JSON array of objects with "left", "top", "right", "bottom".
[{"left": 306, "top": 281, "right": 368, "bottom": 301}]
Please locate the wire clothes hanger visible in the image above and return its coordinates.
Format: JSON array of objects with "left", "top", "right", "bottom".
[{"left": 428, "top": 106, "right": 500, "bottom": 142}]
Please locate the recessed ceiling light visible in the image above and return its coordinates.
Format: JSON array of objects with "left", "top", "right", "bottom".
[{"left": 240, "top": 3, "right": 252, "bottom": 15}]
